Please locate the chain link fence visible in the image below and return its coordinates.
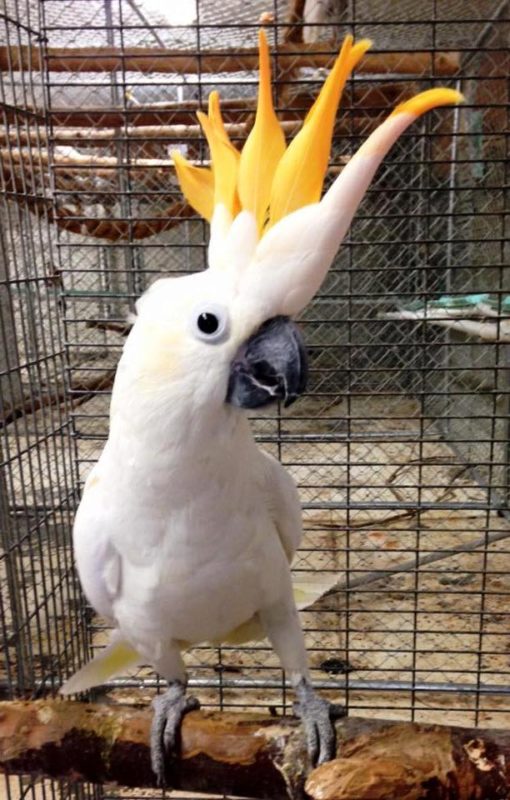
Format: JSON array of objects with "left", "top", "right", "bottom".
[{"left": 1, "top": 0, "right": 509, "bottom": 798}]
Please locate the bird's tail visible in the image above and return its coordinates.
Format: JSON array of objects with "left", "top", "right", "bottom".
[
  {"left": 60, "top": 577, "right": 339, "bottom": 689},
  {"left": 60, "top": 632, "right": 141, "bottom": 695}
]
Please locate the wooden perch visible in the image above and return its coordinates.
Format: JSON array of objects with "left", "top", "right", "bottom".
[
  {"left": 2, "top": 147, "right": 352, "bottom": 176},
  {"left": 0, "top": 700, "right": 509, "bottom": 800},
  {"left": 0, "top": 43, "right": 460, "bottom": 76},
  {"left": 55, "top": 97, "right": 257, "bottom": 128},
  {"left": 16, "top": 109, "right": 382, "bottom": 134},
  {"left": 42, "top": 107, "right": 384, "bottom": 131},
  {"left": 53, "top": 201, "right": 195, "bottom": 240}
]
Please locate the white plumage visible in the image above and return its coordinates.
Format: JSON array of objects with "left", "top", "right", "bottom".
[
  {"left": 67, "top": 265, "right": 310, "bottom": 689},
  {"left": 60, "top": 44, "right": 462, "bottom": 775}
]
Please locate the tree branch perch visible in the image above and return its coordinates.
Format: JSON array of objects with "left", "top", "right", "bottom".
[{"left": 0, "top": 700, "right": 509, "bottom": 800}]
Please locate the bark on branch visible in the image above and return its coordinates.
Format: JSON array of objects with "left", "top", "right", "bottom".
[
  {"left": 0, "top": 700, "right": 509, "bottom": 800},
  {"left": 0, "top": 44, "right": 460, "bottom": 76}
]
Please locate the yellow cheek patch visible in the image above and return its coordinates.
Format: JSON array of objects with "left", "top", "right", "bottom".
[
  {"left": 137, "top": 324, "right": 184, "bottom": 384},
  {"left": 84, "top": 471, "right": 100, "bottom": 492},
  {"left": 141, "top": 348, "right": 182, "bottom": 382}
]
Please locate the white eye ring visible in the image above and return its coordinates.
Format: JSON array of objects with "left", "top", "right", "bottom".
[{"left": 190, "top": 303, "right": 230, "bottom": 343}]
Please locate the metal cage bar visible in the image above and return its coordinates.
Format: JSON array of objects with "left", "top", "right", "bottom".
[{"left": 0, "top": 1, "right": 509, "bottom": 798}]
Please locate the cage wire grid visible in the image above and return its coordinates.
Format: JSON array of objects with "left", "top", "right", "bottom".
[{"left": 0, "top": 0, "right": 510, "bottom": 797}]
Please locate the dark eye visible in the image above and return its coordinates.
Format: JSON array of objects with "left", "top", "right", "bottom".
[
  {"left": 197, "top": 312, "right": 219, "bottom": 335},
  {"left": 191, "top": 303, "right": 229, "bottom": 343}
]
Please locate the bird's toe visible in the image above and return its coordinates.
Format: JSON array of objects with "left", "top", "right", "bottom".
[
  {"left": 294, "top": 678, "right": 345, "bottom": 765},
  {"left": 150, "top": 683, "right": 201, "bottom": 786}
]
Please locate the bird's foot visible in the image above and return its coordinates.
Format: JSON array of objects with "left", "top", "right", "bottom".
[
  {"left": 294, "top": 677, "right": 346, "bottom": 765},
  {"left": 151, "top": 681, "right": 200, "bottom": 786}
]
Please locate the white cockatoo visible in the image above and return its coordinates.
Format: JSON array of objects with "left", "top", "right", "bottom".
[{"left": 61, "top": 31, "right": 462, "bottom": 783}]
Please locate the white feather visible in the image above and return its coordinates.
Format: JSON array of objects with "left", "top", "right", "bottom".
[{"left": 239, "top": 113, "right": 422, "bottom": 318}]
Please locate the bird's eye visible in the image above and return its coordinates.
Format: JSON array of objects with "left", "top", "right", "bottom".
[
  {"left": 197, "top": 312, "right": 219, "bottom": 335},
  {"left": 191, "top": 303, "right": 229, "bottom": 343}
]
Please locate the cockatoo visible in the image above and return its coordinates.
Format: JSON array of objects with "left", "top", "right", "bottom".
[{"left": 61, "top": 31, "right": 462, "bottom": 784}]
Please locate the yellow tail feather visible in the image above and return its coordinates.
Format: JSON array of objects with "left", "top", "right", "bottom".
[
  {"left": 60, "top": 638, "right": 141, "bottom": 695},
  {"left": 220, "top": 575, "right": 341, "bottom": 646}
]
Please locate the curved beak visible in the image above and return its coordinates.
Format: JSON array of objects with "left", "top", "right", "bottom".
[{"left": 226, "top": 316, "right": 308, "bottom": 409}]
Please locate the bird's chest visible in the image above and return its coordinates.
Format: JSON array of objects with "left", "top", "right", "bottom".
[
  {"left": 112, "top": 478, "right": 260, "bottom": 565},
  {"left": 116, "top": 501, "right": 285, "bottom": 645}
]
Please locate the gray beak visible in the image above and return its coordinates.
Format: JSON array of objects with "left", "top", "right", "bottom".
[{"left": 226, "top": 316, "right": 308, "bottom": 409}]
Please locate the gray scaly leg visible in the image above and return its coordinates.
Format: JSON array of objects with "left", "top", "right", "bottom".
[
  {"left": 294, "top": 676, "right": 346, "bottom": 764},
  {"left": 151, "top": 680, "right": 200, "bottom": 785},
  {"left": 258, "top": 600, "right": 345, "bottom": 765}
]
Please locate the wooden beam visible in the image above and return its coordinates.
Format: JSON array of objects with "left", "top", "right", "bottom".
[
  {"left": 1, "top": 164, "right": 195, "bottom": 240},
  {"left": 1, "top": 81, "right": 414, "bottom": 130},
  {"left": 0, "top": 120, "right": 303, "bottom": 148},
  {"left": 1, "top": 108, "right": 383, "bottom": 150},
  {"left": 0, "top": 43, "right": 460, "bottom": 76},
  {"left": 42, "top": 97, "right": 255, "bottom": 128},
  {"left": 1, "top": 147, "right": 178, "bottom": 169},
  {"left": 47, "top": 107, "right": 381, "bottom": 130},
  {"left": 283, "top": 0, "right": 307, "bottom": 43},
  {"left": 0, "top": 700, "right": 509, "bottom": 799},
  {"left": 2, "top": 145, "right": 351, "bottom": 195},
  {"left": 32, "top": 88, "right": 405, "bottom": 130}
]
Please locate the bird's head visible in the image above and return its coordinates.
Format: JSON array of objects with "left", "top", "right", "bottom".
[{"left": 121, "top": 32, "right": 463, "bottom": 414}]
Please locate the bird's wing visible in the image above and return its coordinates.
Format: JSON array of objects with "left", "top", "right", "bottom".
[
  {"left": 73, "top": 487, "right": 123, "bottom": 623},
  {"left": 261, "top": 449, "right": 303, "bottom": 563},
  {"left": 261, "top": 450, "right": 341, "bottom": 609}
]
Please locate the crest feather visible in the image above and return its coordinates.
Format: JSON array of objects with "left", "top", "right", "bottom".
[
  {"left": 170, "top": 30, "right": 462, "bottom": 314},
  {"left": 197, "top": 95, "right": 240, "bottom": 217},
  {"left": 268, "top": 36, "right": 372, "bottom": 226},
  {"left": 208, "top": 91, "right": 240, "bottom": 155},
  {"left": 391, "top": 87, "right": 464, "bottom": 119},
  {"left": 237, "top": 30, "right": 286, "bottom": 234},
  {"left": 171, "top": 151, "right": 214, "bottom": 221}
]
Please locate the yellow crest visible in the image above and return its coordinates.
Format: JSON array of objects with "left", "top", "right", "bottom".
[
  {"left": 170, "top": 31, "right": 371, "bottom": 236},
  {"left": 171, "top": 33, "right": 463, "bottom": 250}
]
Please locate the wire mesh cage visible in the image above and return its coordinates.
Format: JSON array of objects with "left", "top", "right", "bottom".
[{"left": 1, "top": 0, "right": 509, "bottom": 797}]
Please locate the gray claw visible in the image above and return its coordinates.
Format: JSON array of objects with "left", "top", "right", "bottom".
[
  {"left": 151, "top": 681, "right": 200, "bottom": 786},
  {"left": 294, "top": 678, "right": 345, "bottom": 765}
]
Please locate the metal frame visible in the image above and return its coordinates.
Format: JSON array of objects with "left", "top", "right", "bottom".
[{"left": 0, "top": 1, "right": 509, "bottom": 798}]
